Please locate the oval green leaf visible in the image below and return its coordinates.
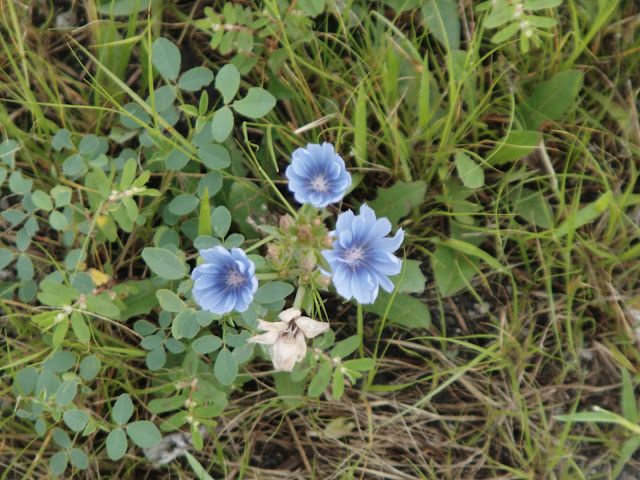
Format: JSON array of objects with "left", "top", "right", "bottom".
[
  {"left": 233, "top": 87, "right": 276, "bottom": 118},
  {"left": 126, "top": 421, "right": 162, "bottom": 448},
  {"left": 141, "top": 247, "right": 187, "bottom": 280},
  {"left": 151, "top": 37, "right": 181, "bottom": 81}
]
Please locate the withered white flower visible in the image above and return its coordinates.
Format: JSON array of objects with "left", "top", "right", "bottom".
[{"left": 248, "top": 308, "right": 330, "bottom": 372}]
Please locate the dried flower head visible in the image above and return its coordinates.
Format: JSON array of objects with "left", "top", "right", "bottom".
[{"left": 248, "top": 308, "right": 330, "bottom": 372}]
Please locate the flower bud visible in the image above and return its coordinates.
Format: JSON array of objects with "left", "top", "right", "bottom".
[
  {"left": 267, "top": 244, "right": 281, "bottom": 260},
  {"left": 315, "top": 274, "right": 331, "bottom": 288},
  {"left": 279, "top": 214, "right": 295, "bottom": 230},
  {"left": 322, "top": 236, "right": 334, "bottom": 248},
  {"left": 301, "top": 251, "right": 317, "bottom": 271},
  {"left": 297, "top": 225, "right": 314, "bottom": 242},
  {"left": 312, "top": 218, "right": 322, "bottom": 226}
]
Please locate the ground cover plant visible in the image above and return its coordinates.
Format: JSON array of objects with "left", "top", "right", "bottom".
[{"left": 2, "top": 0, "right": 640, "bottom": 478}]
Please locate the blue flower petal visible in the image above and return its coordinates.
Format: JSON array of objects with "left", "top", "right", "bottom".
[
  {"left": 285, "top": 143, "right": 351, "bottom": 208},
  {"left": 322, "top": 204, "right": 403, "bottom": 304},
  {"left": 191, "top": 246, "right": 258, "bottom": 315}
]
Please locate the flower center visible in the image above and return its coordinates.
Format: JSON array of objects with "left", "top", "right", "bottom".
[
  {"left": 226, "top": 269, "right": 245, "bottom": 288},
  {"left": 343, "top": 246, "right": 364, "bottom": 263},
  {"left": 310, "top": 174, "right": 328, "bottom": 193}
]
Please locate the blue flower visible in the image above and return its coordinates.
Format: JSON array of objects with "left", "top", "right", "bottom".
[
  {"left": 321, "top": 204, "right": 404, "bottom": 304},
  {"left": 285, "top": 142, "right": 351, "bottom": 208},
  {"left": 191, "top": 246, "right": 258, "bottom": 314}
]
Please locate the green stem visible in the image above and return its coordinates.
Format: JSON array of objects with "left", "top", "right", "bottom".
[
  {"left": 293, "top": 284, "right": 306, "bottom": 310},
  {"left": 245, "top": 235, "right": 274, "bottom": 253},
  {"left": 357, "top": 303, "right": 364, "bottom": 358}
]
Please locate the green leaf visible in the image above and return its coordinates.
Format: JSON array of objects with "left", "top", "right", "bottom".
[
  {"left": 198, "top": 189, "right": 212, "bottom": 237},
  {"left": 106, "top": 427, "right": 128, "bottom": 461},
  {"left": 432, "top": 244, "right": 479, "bottom": 296},
  {"left": 523, "top": 0, "right": 562, "bottom": 9},
  {"left": 49, "top": 210, "right": 67, "bottom": 231},
  {"left": 330, "top": 335, "right": 361, "bottom": 359},
  {"left": 185, "top": 452, "right": 216, "bottom": 480},
  {"left": 32, "top": 190, "right": 53, "bottom": 211},
  {"left": 521, "top": 70, "right": 584, "bottom": 130},
  {"left": 198, "top": 172, "right": 223, "bottom": 198},
  {"left": 455, "top": 152, "right": 484, "bottom": 189},
  {"left": 112, "top": 393, "right": 134, "bottom": 425},
  {"left": 211, "top": 106, "right": 234, "bottom": 142},
  {"left": 253, "top": 281, "right": 294, "bottom": 304},
  {"left": 126, "top": 421, "right": 162, "bottom": 448},
  {"left": 233, "top": 88, "right": 276, "bottom": 118},
  {"left": 308, "top": 362, "right": 332, "bottom": 397},
  {"left": 198, "top": 144, "right": 231, "bottom": 169},
  {"left": 0, "top": 165, "right": 6, "bottom": 185},
  {"left": 147, "top": 395, "right": 187, "bottom": 415},
  {"left": 71, "top": 311, "right": 90, "bottom": 343},
  {"left": 0, "top": 139, "right": 19, "bottom": 168},
  {"left": 120, "top": 157, "right": 137, "bottom": 190},
  {"left": 485, "top": 5, "right": 515, "bottom": 28},
  {"left": 169, "top": 194, "right": 199, "bottom": 216},
  {"left": 146, "top": 346, "right": 167, "bottom": 371},
  {"left": 43, "top": 351, "right": 76, "bottom": 372},
  {"left": 166, "top": 148, "right": 190, "bottom": 170},
  {"left": 63, "top": 409, "right": 90, "bottom": 432},
  {"left": 391, "top": 259, "right": 425, "bottom": 293},
  {"left": 192, "top": 335, "right": 223, "bottom": 354},
  {"left": 178, "top": 66, "right": 214, "bottom": 92},
  {"left": 52, "top": 129, "right": 73, "bottom": 150},
  {"left": 491, "top": 21, "right": 521, "bottom": 43},
  {"left": 49, "top": 451, "right": 68, "bottom": 476},
  {"left": 367, "top": 291, "right": 431, "bottom": 329},
  {"left": 121, "top": 103, "right": 150, "bottom": 129},
  {"left": 64, "top": 249, "right": 85, "bottom": 271},
  {"left": 343, "top": 358, "right": 376, "bottom": 371},
  {"left": 16, "top": 254, "right": 33, "bottom": 281},
  {"left": 51, "top": 185, "right": 72, "bottom": 207},
  {"left": 613, "top": 436, "right": 640, "bottom": 479},
  {"left": 421, "top": 0, "right": 460, "bottom": 50},
  {"left": 554, "top": 408, "right": 626, "bottom": 425},
  {"left": 141, "top": 247, "right": 188, "bottom": 280},
  {"left": 97, "top": 0, "right": 152, "bottom": 15},
  {"left": 156, "top": 289, "right": 187, "bottom": 312},
  {"left": 35, "top": 370, "right": 60, "bottom": 399},
  {"left": 511, "top": 186, "right": 554, "bottom": 229},
  {"left": 85, "top": 293, "right": 121, "bottom": 319},
  {"left": 55, "top": 379, "right": 78, "bottom": 407},
  {"left": 487, "top": 130, "right": 541, "bottom": 166},
  {"left": 211, "top": 206, "right": 231, "bottom": 238},
  {"left": 79, "top": 355, "right": 101, "bottom": 381},
  {"left": 69, "top": 448, "right": 89, "bottom": 470},
  {"left": 9, "top": 171, "right": 32, "bottom": 194},
  {"left": 53, "top": 428, "right": 72, "bottom": 449},
  {"left": 0, "top": 248, "right": 14, "bottom": 269},
  {"left": 215, "top": 64, "right": 240, "bottom": 104},
  {"left": 141, "top": 332, "right": 165, "bottom": 350},
  {"left": 151, "top": 37, "right": 181, "bottom": 81},
  {"left": 15, "top": 367, "right": 38, "bottom": 395},
  {"left": 368, "top": 181, "right": 427, "bottom": 226},
  {"left": 214, "top": 348, "right": 237, "bottom": 385},
  {"left": 299, "top": 0, "right": 325, "bottom": 16},
  {"left": 555, "top": 192, "right": 612, "bottom": 238}
]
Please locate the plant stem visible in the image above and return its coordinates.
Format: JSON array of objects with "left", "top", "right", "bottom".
[
  {"left": 293, "top": 284, "right": 306, "bottom": 310},
  {"left": 357, "top": 303, "right": 364, "bottom": 358}
]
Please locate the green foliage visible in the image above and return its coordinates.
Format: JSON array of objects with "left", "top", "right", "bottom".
[
  {"left": 2, "top": 1, "right": 638, "bottom": 478},
  {"left": 479, "top": 0, "right": 562, "bottom": 52}
]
